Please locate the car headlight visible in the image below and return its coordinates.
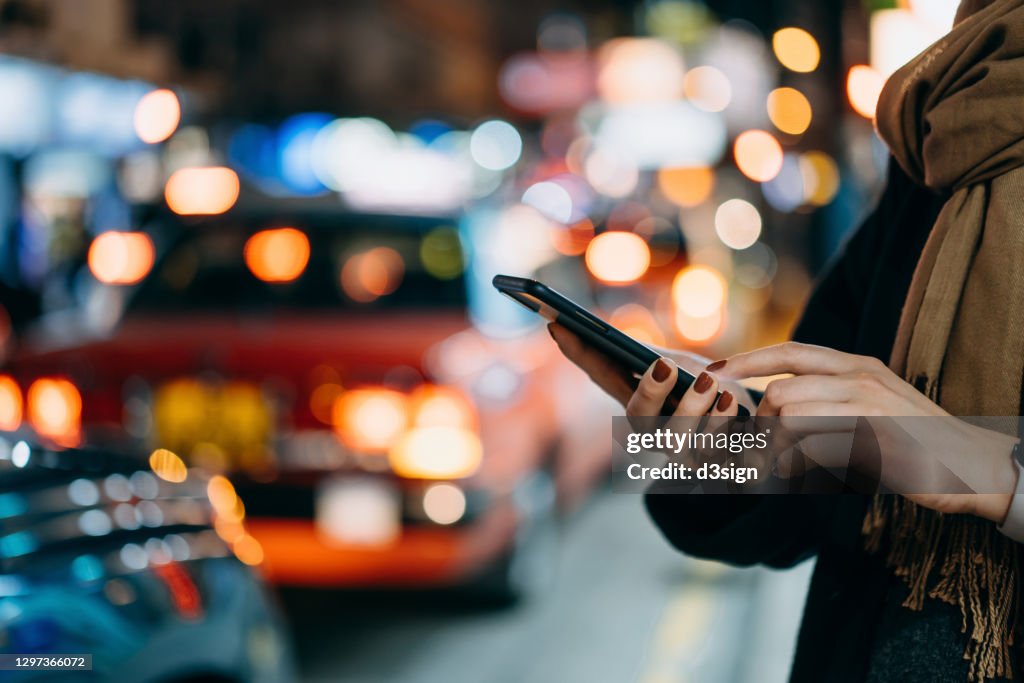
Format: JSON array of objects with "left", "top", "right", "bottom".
[
  {"left": 26, "top": 378, "right": 81, "bottom": 446},
  {"left": 388, "top": 426, "right": 482, "bottom": 480}
]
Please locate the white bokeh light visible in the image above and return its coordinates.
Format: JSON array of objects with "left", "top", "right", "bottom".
[{"left": 469, "top": 120, "right": 523, "bottom": 171}]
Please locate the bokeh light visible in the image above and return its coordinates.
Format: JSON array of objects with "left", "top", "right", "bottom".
[
  {"left": 0, "top": 375, "right": 22, "bottom": 431},
  {"left": 312, "top": 117, "right": 397, "bottom": 191},
  {"left": 88, "top": 231, "right": 155, "bottom": 285},
  {"left": 333, "top": 388, "right": 408, "bottom": 452},
  {"left": 683, "top": 65, "right": 731, "bottom": 113},
  {"left": 715, "top": 199, "right": 762, "bottom": 250},
  {"left": 584, "top": 147, "right": 639, "bottom": 198},
  {"left": 244, "top": 228, "right": 311, "bottom": 283},
  {"left": 675, "top": 307, "right": 724, "bottom": 344},
  {"left": 469, "top": 120, "right": 523, "bottom": 171},
  {"left": 767, "top": 87, "right": 812, "bottom": 135},
  {"left": 597, "top": 38, "right": 685, "bottom": 104},
  {"left": 762, "top": 154, "right": 805, "bottom": 212},
  {"left": 389, "top": 426, "right": 483, "bottom": 480},
  {"left": 772, "top": 27, "right": 820, "bottom": 73},
  {"left": 909, "top": 0, "right": 959, "bottom": 29},
  {"left": 149, "top": 448, "right": 187, "bottom": 483},
  {"left": 27, "top": 378, "right": 82, "bottom": 445},
  {"left": 847, "top": 65, "right": 885, "bottom": 119},
  {"left": 232, "top": 534, "right": 264, "bottom": 566},
  {"left": 672, "top": 265, "right": 727, "bottom": 318},
  {"left": 550, "top": 219, "right": 595, "bottom": 256},
  {"left": 733, "top": 130, "right": 783, "bottom": 183},
  {"left": 657, "top": 166, "right": 714, "bottom": 207},
  {"left": 585, "top": 232, "right": 651, "bottom": 285},
  {"left": 609, "top": 303, "right": 666, "bottom": 347},
  {"left": 422, "top": 483, "right": 467, "bottom": 525},
  {"left": 208, "top": 475, "right": 242, "bottom": 521},
  {"left": 870, "top": 9, "right": 941, "bottom": 77},
  {"left": 164, "top": 166, "right": 240, "bottom": 215},
  {"left": 420, "top": 227, "right": 464, "bottom": 280},
  {"left": 341, "top": 247, "right": 405, "bottom": 303},
  {"left": 799, "top": 151, "right": 840, "bottom": 206},
  {"left": 133, "top": 88, "right": 181, "bottom": 144},
  {"left": 522, "top": 181, "right": 574, "bottom": 223}
]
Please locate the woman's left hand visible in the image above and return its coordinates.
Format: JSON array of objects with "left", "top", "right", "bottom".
[{"left": 711, "top": 342, "right": 1019, "bottom": 523}]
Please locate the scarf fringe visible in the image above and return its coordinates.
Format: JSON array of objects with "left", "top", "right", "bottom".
[{"left": 863, "top": 496, "right": 1020, "bottom": 681}]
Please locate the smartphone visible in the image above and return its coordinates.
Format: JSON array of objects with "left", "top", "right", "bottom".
[{"left": 492, "top": 274, "right": 755, "bottom": 416}]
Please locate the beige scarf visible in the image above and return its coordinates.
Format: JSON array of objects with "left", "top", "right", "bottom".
[{"left": 867, "top": 0, "right": 1024, "bottom": 679}]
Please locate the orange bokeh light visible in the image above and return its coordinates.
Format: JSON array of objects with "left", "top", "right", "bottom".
[
  {"left": 585, "top": 232, "right": 651, "bottom": 285},
  {"left": 674, "top": 308, "right": 725, "bottom": 344},
  {"left": 847, "top": 65, "right": 885, "bottom": 119},
  {"left": 88, "top": 231, "right": 155, "bottom": 285},
  {"left": 164, "top": 167, "right": 240, "bottom": 216},
  {"left": 244, "top": 228, "right": 311, "bottom": 283},
  {"left": 733, "top": 130, "right": 784, "bottom": 183},
  {"left": 149, "top": 448, "right": 187, "bottom": 483},
  {"left": 772, "top": 27, "right": 820, "bottom": 73},
  {"left": 0, "top": 375, "right": 22, "bottom": 431},
  {"left": 672, "top": 265, "right": 727, "bottom": 318},
  {"left": 332, "top": 388, "right": 409, "bottom": 452},
  {"left": 233, "top": 534, "right": 264, "bottom": 566},
  {"left": 409, "top": 385, "right": 476, "bottom": 430},
  {"left": 597, "top": 38, "right": 685, "bottom": 104},
  {"left": 550, "top": 219, "right": 595, "bottom": 256},
  {"left": 609, "top": 304, "right": 666, "bottom": 347},
  {"left": 340, "top": 247, "right": 405, "bottom": 302},
  {"left": 657, "top": 166, "right": 714, "bottom": 207},
  {"left": 134, "top": 89, "right": 181, "bottom": 144},
  {"left": 26, "top": 378, "right": 82, "bottom": 445},
  {"left": 767, "top": 87, "right": 812, "bottom": 135}
]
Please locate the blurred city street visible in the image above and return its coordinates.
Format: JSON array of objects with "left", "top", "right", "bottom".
[
  {"left": 0, "top": 1, "right": 954, "bottom": 681},
  {"left": 282, "top": 490, "right": 813, "bottom": 683}
]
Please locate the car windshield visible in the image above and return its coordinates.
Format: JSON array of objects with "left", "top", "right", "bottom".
[{"left": 129, "top": 213, "right": 468, "bottom": 313}]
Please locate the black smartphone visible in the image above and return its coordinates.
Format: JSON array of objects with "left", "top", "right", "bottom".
[{"left": 492, "top": 274, "right": 756, "bottom": 416}]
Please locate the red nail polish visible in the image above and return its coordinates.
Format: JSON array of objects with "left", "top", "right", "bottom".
[
  {"left": 694, "top": 372, "right": 713, "bottom": 393},
  {"left": 652, "top": 359, "right": 671, "bottom": 382},
  {"left": 706, "top": 359, "right": 727, "bottom": 372},
  {"left": 716, "top": 391, "right": 733, "bottom": 411}
]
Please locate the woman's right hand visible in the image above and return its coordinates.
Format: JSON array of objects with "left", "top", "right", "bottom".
[{"left": 548, "top": 323, "right": 741, "bottom": 417}]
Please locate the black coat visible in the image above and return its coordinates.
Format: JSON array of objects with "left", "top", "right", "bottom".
[{"left": 644, "top": 161, "right": 952, "bottom": 682}]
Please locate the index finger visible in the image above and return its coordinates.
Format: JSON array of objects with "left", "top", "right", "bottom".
[{"left": 712, "top": 342, "right": 875, "bottom": 380}]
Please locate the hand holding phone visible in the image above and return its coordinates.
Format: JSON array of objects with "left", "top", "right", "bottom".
[{"left": 492, "top": 275, "right": 757, "bottom": 416}]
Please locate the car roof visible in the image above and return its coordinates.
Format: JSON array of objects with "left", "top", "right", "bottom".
[{"left": 143, "top": 202, "right": 462, "bottom": 236}]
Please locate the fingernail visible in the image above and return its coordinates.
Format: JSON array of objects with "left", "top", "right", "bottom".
[
  {"left": 706, "top": 359, "right": 727, "bottom": 372},
  {"left": 652, "top": 358, "right": 671, "bottom": 383},
  {"left": 694, "top": 372, "right": 713, "bottom": 393},
  {"left": 716, "top": 391, "right": 733, "bottom": 411}
]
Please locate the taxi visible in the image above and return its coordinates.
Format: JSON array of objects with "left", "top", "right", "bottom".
[{"left": 8, "top": 207, "right": 613, "bottom": 601}]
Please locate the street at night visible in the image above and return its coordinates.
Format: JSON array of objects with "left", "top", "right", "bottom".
[
  {"left": 2, "top": 1, "right": 1000, "bottom": 682},
  {"left": 283, "top": 492, "right": 812, "bottom": 683}
]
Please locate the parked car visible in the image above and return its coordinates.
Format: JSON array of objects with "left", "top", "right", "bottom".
[
  {"left": 0, "top": 434, "right": 295, "bottom": 682},
  {"left": 10, "top": 206, "right": 613, "bottom": 601}
]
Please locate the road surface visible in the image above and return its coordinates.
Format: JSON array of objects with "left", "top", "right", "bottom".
[{"left": 280, "top": 491, "right": 814, "bottom": 683}]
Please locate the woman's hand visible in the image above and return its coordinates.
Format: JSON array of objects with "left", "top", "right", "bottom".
[
  {"left": 547, "top": 323, "right": 753, "bottom": 416},
  {"left": 713, "top": 341, "right": 1019, "bottom": 523}
]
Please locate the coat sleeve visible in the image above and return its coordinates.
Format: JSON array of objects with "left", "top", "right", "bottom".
[{"left": 643, "top": 162, "right": 908, "bottom": 568}]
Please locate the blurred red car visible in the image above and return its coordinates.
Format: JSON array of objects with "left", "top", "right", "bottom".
[{"left": 8, "top": 207, "right": 613, "bottom": 601}]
